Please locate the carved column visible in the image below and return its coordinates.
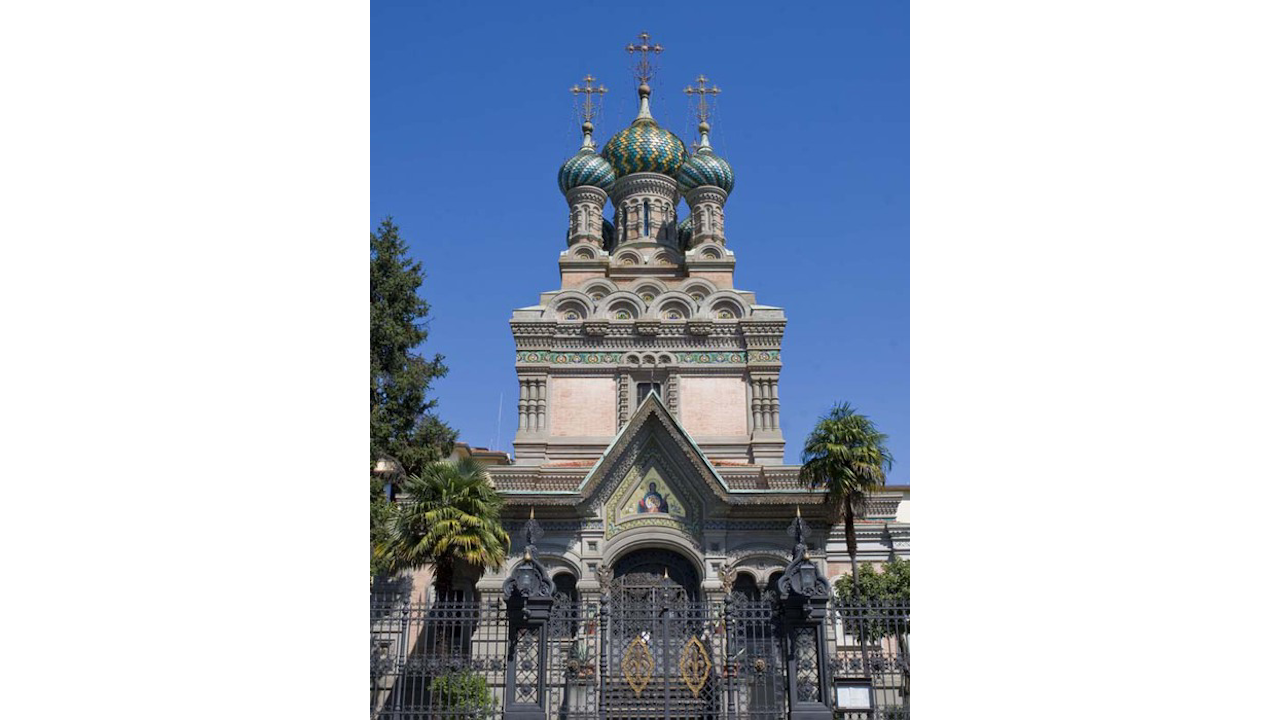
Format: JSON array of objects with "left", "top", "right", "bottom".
[
  {"left": 751, "top": 378, "right": 763, "bottom": 431},
  {"left": 534, "top": 378, "right": 547, "bottom": 432},
  {"left": 503, "top": 512, "right": 556, "bottom": 720},
  {"left": 517, "top": 379, "right": 529, "bottom": 432},
  {"left": 665, "top": 371, "right": 679, "bottom": 415},
  {"left": 777, "top": 513, "right": 835, "bottom": 720},
  {"left": 768, "top": 379, "right": 780, "bottom": 430},
  {"left": 516, "top": 377, "right": 548, "bottom": 435},
  {"left": 616, "top": 373, "right": 629, "bottom": 430}
]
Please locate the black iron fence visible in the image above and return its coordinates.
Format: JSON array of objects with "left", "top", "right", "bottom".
[
  {"left": 371, "top": 590, "right": 908, "bottom": 720},
  {"left": 831, "top": 600, "right": 910, "bottom": 719},
  {"left": 370, "top": 594, "right": 507, "bottom": 719}
]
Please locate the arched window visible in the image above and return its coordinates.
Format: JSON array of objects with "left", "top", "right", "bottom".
[
  {"left": 643, "top": 200, "right": 650, "bottom": 236},
  {"left": 550, "top": 573, "right": 580, "bottom": 639},
  {"left": 620, "top": 206, "right": 628, "bottom": 242}
]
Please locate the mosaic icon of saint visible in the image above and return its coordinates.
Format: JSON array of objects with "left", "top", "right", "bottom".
[{"left": 637, "top": 482, "right": 669, "bottom": 514}]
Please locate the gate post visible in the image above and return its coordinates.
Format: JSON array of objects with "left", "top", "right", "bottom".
[
  {"left": 503, "top": 510, "right": 555, "bottom": 720},
  {"left": 776, "top": 511, "right": 834, "bottom": 720}
]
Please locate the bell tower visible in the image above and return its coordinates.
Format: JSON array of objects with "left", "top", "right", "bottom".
[{"left": 513, "top": 33, "right": 786, "bottom": 466}]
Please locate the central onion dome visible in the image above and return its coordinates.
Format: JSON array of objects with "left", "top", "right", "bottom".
[
  {"left": 601, "top": 84, "right": 687, "bottom": 177},
  {"left": 558, "top": 121, "right": 616, "bottom": 194},
  {"left": 677, "top": 121, "right": 734, "bottom": 195}
]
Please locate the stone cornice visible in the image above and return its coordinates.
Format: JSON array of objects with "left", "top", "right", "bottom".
[
  {"left": 514, "top": 349, "right": 780, "bottom": 368},
  {"left": 683, "top": 258, "right": 736, "bottom": 271},
  {"left": 514, "top": 336, "right": 750, "bottom": 351},
  {"left": 565, "top": 185, "right": 607, "bottom": 206},
  {"left": 686, "top": 186, "right": 728, "bottom": 205},
  {"left": 608, "top": 172, "right": 679, "bottom": 204}
]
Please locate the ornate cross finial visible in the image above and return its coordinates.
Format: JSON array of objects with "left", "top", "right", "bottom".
[
  {"left": 684, "top": 74, "right": 720, "bottom": 125},
  {"left": 521, "top": 506, "right": 544, "bottom": 559},
  {"left": 570, "top": 74, "right": 608, "bottom": 125},
  {"left": 625, "top": 31, "right": 664, "bottom": 87},
  {"left": 787, "top": 508, "right": 811, "bottom": 559}
]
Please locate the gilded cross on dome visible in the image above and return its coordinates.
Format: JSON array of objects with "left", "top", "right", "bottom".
[
  {"left": 570, "top": 74, "right": 607, "bottom": 125},
  {"left": 684, "top": 74, "right": 721, "bottom": 125},
  {"left": 625, "top": 31, "right": 664, "bottom": 86}
]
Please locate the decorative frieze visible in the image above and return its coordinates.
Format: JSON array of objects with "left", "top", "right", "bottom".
[
  {"left": 516, "top": 350, "right": 778, "bottom": 365},
  {"left": 516, "top": 336, "right": 750, "bottom": 351},
  {"left": 501, "top": 519, "right": 603, "bottom": 533},
  {"left": 519, "top": 351, "right": 622, "bottom": 364},
  {"left": 511, "top": 321, "right": 751, "bottom": 341}
]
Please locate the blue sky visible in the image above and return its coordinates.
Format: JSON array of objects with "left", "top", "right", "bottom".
[{"left": 372, "top": 1, "right": 908, "bottom": 481}]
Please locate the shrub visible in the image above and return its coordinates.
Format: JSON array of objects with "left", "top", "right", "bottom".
[{"left": 428, "top": 670, "right": 494, "bottom": 711}]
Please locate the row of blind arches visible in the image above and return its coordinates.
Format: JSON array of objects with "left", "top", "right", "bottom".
[{"left": 552, "top": 285, "right": 747, "bottom": 323}]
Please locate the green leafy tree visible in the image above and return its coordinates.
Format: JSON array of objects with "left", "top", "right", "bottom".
[
  {"left": 798, "top": 403, "right": 894, "bottom": 594},
  {"left": 370, "top": 477, "right": 397, "bottom": 578},
  {"left": 834, "top": 558, "right": 906, "bottom": 653},
  {"left": 370, "top": 217, "right": 456, "bottom": 478},
  {"left": 834, "top": 558, "right": 910, "bottom": 604},
  {"left": 376, "top": 458, "right": 510, "bottom": 599}
]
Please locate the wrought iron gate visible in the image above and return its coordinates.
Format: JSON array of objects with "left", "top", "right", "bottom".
[
  {"left": 593, "top": 572, "right": 786, "bottom": 720},
  {"left": 371, "top": 591, "right": 908, "bottom": 720}
]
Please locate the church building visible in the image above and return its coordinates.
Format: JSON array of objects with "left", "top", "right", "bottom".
[{"left": 435, "top": 34, "right": 910, "bottom": 608}]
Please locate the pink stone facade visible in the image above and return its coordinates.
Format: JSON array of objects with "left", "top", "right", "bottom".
[
  {"left": 689, "top": 271, "right": 734, "bottom": 288},
  {"left": 679, "top": 376, "right": 748, "bottom": 437},
  {"left": 548, "top": 377, "right": 617, "bottom": 437}
]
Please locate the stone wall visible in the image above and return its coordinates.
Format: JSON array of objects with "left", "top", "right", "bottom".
[
  {"left": 679, "top": 376, "right": 748, "bottom": 437},
  {"left": 549, "top": 376, "right": 617, "bottom": 437}
]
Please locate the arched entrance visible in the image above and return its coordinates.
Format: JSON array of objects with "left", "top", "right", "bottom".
[
  {"left": 609, "top": 547, "right": 701, "bottom": 601},
  {"left": 602, "top": 548, "right": 712, "bottom": 719}
]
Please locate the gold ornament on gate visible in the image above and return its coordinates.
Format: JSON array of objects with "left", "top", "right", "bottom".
[
  {"left": 622, "top": 635, "right": 654, "bottom": 696},
  {"left": 679, "top": 636, "right": 711, "bottom": 696}
]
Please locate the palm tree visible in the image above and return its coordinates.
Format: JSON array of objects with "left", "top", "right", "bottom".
[
  {"left": 376, "top": 458, "right": 510, "bottom": 600},
  {"left": 798, "top": 403, "right": 894, "bottom": 594}
]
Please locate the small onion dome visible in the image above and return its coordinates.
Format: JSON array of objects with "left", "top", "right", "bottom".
[
  {"left": 558, "top": 121, "right": 616, "bottom": 195},
  {"left": 601, "top": 84, "right": 687, "bottom": 177},
  {"left": 678, "top": 121, "right": 734, "bottom": 195},
  {"left": 677, "top": 215, "right": 693, "bottom": 248},
  {"left": 602, "top": 218, "right": 615, "bottom": 246}
]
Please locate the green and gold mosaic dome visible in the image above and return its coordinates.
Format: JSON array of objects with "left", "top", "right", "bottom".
[
  {"left": 558, "top": 148, "right": 616, "bottom": 195},
  {"left": 678, "top": 147, "right": 735, "bottom": 195},
  {"left": 602, "top": 118, "right": 687, "bottom": 178}
]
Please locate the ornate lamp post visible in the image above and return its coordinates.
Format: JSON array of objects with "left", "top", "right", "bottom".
[
  {"left": 502, "top": 509, "right": 555, "bottom": 720},
  {"left": 777, "top": 509, "right": 835, "bottom": 720}
]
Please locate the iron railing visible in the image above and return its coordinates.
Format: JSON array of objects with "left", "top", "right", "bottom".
[
  {"left": 830, "top": 600, "right": 910, "bottom": 719},
  {"left": 371, "top": 594, "right": 507, "bottom": 720},
  {"left": 371, "top": 591, "right": 909, "bottom": 720}
]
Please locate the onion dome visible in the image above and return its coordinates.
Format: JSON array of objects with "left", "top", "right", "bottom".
[
  {"left": 558, "top": 121, "right": 616, "bottom": 194},
  {"left": 601, "top": 84, "right": 687, "bottom": 177},
  {"left": 677, "top": 215, "right": 693, "bottom": 249},
  {"left": 677, "top": 121, "right": 734, "bottom": 195}
]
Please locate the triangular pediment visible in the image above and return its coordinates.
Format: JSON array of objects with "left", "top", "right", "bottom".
[{"left": 578, "top": 393, "right": 731, "bottom": 539}]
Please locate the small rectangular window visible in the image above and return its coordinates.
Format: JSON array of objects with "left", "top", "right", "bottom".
[{"left": 636, "top": 382, "right": 662, "bottom": 400}]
